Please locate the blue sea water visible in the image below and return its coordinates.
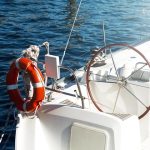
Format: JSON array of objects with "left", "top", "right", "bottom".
[{"left": 1, "top": 0, "right": 150, "bottom": 149}]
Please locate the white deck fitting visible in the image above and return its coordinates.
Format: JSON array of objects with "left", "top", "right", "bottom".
[{"left": 16, "top": 105, "right": 141, "bottom": 150}]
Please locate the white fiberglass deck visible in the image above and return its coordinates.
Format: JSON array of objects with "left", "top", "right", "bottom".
[{"left": 15, "top": 40, "right": 150, "bottom": 150}]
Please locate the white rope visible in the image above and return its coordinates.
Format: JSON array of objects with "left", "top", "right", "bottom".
[
  {"left": 32, "top": 82, "right": 44, "bottom": 88},
  {"left": 60, "top": 0, "right": 83, "bottom": 65},
  {"left": 34, "top": 67, "right": 45, "bottom": 87}
]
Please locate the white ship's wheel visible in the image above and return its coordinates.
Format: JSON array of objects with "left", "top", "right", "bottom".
[{"left": 86, "top": 44, "right": 150, "bottom": 119}]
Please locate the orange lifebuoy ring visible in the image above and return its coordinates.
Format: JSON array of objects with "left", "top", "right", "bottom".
[{"left": 6, "top": 57, "right": 45, "bottom": 112}]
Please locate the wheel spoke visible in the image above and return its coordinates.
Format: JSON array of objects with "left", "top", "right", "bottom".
[
  {"left": 122, "top": 85, "right": 147, "bottom": 108},
  {"left": 89, "top": 80, "right": 116, "bottom": 84},
  {"left": 123, "top": 64, "right": 147, "bottom": 82},
  {"left": 89, "top": 73, "right": 117, "bottom": 84},
  {"left": 109, "top": 49, "right": 120, "bottom": 79},
  {"left": 127, "top": 81, "right": 150, "bottom": 89},
  {"left": 113, "top": 86, "right": 121, "bottom": 112}
]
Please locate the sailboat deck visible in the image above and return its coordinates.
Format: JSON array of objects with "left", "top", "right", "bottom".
[{"left": 141, "top": 137, "right": 150, "bottom": 150}]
